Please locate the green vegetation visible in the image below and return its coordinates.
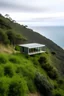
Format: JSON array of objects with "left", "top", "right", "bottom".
[
  {"left": 15, "top": 45, "right": 20, "bottom": 51},
  {"left": 0, "top": 14, "right": 64, "bottom": 76},
  {"left": 38, "top": 56, "right": 58, "bottom": 79},
  {"left": 0, "top": 14, "right": 64, "bottom": 96},
  {"left": 34, "top": 73, "right": 53, "bottom": 96},
  {"left": 0, "top": 52, "right": 63, "bottom": 96}
]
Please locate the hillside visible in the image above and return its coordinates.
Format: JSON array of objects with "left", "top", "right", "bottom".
[
  {"left": 0, "top": 52, "right": 64, "bottom": 96},
  {"left": 0, "top": 14, "right": 64, "bottom": 96},
  {"left": 0, "top": 14, "right": 64, "bottom": 75}
]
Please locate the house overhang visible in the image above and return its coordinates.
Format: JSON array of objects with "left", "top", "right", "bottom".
[{"left": 19, "top": 43, "right": 45, "bottom": 49}]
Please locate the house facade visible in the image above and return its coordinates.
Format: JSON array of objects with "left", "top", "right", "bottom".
[{"left": 19, "top": 43, "right": 45, "bottom": 55}]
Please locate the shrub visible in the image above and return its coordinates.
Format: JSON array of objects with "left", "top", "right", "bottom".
[
  {"left": 16, "top": 66, "right": 34, "bottom": 79},
  {"left": 8, "top": 76, "right": 28, "bottom": 96},
  {"left": 26, "top": 78, "right": 36, "bottom": 93},
  {"left": 0, "top": 81, "right": 5, "bottom": 96},
  {"left": 0, "top": 54, "right": 8, "bottom": 64},
  {"left": 34, "top": 73, "right": 53, "bottom": 96},
  {"left": 15, "top": 45, "right": 20, "bottom": 51},
  {"left": 9, "top": 56, "right": 21, "bottom": 64},
  {"left": 39, "top": 57, "right": 58, "bottom": 80},
  {"left": 42, "top": 63, "right": 53, "bottom": 71},
  {"left": 0, "top": 77, "right": 10, "bottom": 96},
  {"left": 51, "top": 51, "right": 56, "bottom": 55},
  {"left": 32, "top": 58, "right": 39, "bottom": 66},
  {"left": 38, "top": 56, "right": 47, "bottom": 65},
  {"left": 57, "top": 79, "right": 64, "bottom": 85},
  {"left": 25, "top": 55, "right": 30, "bottom": 59},
  {"left": 8, "top": 81, "right": 22, "bottom": 96},
  {"left": 53, "top": 88, "right": 64, "bottom": 96},
  {"left": 4, "top": 65, "right": 14, "bottom": 77},
  {"left": 0, "top": 66, "right": 4, "bottom": 77},
  {"left": 55, "top": 93, "right": 62, "bottom": 96},
  {"left": 47, "top": 68, "right": 58, "bottom": 79}
]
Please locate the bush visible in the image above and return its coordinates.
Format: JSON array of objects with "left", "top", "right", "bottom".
[
  {"left": 53, "top": 88, "right": 64, "bottom": 96},
  {"left": 39, "top": 58, "right": 58, "bottom": 80},
  {"left": 47, "top": 68, "right": 58, "bottom": 79},
  {"left": 26, "top": 78, "right": 36, "bottom": 93},
  {"left": 38, "top": 56, "right": 47, "bottom": 64},
  {"left": 0, "top": 66, "right": 4, "bottom": 77},
  {"left": 15, "top": 45, "right": 20, "bottom": 51},
  {"left": 32, "top": 58, "right": 39, "bottom": 66},
  {"left": 9, "top": 56, "right": 21, "bottom": 64},
  {"left": 16, "top": 66, "right": 34, "bottom": 79},
  {"left": 57, "top": 79, "right": 64, "bottom": 85},
  {"left": 55, "top": 93, "right": 62, "bottom": 96},
  {"left": 4, "top": 65, "right": 14, "bottom": 77},
  {"left": 0, "top": 54, "right": 8, "bottom": 64},
  {"left": 0, "top": 77, "right": 10, "bottom": 96},
  {"left": 42, "top": 63, "right": 53, "bottom": 71},
  {"left": 51, "top": 51, "right": 56, "bottom": 55},
  {"left": 34, "top": 73, "right": 53, "bottom": 96},
  {"left": 25, "top": 55, "right": 30, "bottom": 59},
  {"left": 8, "top": 76, "right": 28, "bottom": 96}
]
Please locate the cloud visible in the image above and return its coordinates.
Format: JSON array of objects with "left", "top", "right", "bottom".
[
  {"left": 0, "top": 0, "right": 64, "bottom": 13},
  {"left": 0, "top": 0, "right": 64, "bottom": 26},
  {"left": 0, "top": 0, "right": 47, "bottom": 12}
]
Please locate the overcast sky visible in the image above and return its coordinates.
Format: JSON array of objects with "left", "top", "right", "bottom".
[{"left": 0, "top": 0, "right": 64, "bottom": 26}]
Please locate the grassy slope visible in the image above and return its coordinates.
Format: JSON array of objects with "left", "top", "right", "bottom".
[
  {"left": 0, "top": 52, "right": 64, "bottom": 96},
  {"left": 0, "top": 53, "right": 47, "bottom": 96}
]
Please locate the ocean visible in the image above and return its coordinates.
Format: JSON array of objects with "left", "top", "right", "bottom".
[{"left": 28, "top": 26, "right": 64, "bottom": 48}]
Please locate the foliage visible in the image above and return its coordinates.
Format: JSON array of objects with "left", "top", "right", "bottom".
[
  {"left": 0, "top": 52, "right": 63, "bottom": 96},
  {"left": 26, "top": 78, "right": 36, "bottom": 93},
  {"left": 0, "top": 66, "right": 4, "bottom": 77},
  {"left": 0, "top": 54, "right": 8, "bottom": 64},
  {"left": 38, "top": 56, "right": 47, "bottom": 64},
  {"left": 0, "top": 29, "right": 10, "bottom": 44},
  {"left": 0, "top": 13, "right": 64, "bottom": 77},
  {"left": 47, "top": 68, "right": 58, "bottom": 79},
  {"left": 8, "top": 76, "right": 28, "bottom": 96},
  {"left": 6, "top": 30, "right": 26, "bottom": 45},
  {"left": 4, "top": 64, "right": 14, "bottom": 77},
  {"left": 0, "top": 14, "right": 64, "bottom": 96},
  {"left": 38, "top": 55, "right": 58, "bottom": 79},
  {"left": 0, "top": 77, "right": 10, "bottom": 96},
  {"left": 6, "top": 30, "right": 16, "bottom": 45},
  {"left": 15, "top": 45, "right": 20, "bottom": 51},
  {"left": 34, "top": 73, "right": 53, "bottom": 96},
  {"left": 9, "top": 55, "right": 21, "bottom": 64},
  {"left": 51, "top": 51, "right": 56, "bottom": 55},
  {"left": 53, "top": 88, "right": 64, "bottom": 96}
]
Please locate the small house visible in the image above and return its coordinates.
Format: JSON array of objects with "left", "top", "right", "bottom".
[{"left": 19, "top": 43, "right": 46, "bottom": 55}]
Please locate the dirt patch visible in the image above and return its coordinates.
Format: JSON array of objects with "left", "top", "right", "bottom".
[
  {"left": 28, "top": 93, "right": 40, "bottom": 96},
  {"left": 0, "top": 44, "right": 15, "bottom": 54}
]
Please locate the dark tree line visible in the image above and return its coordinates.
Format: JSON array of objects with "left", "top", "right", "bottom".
[{"left": 0, "top": 29, "right": 26, "bottom": 45}]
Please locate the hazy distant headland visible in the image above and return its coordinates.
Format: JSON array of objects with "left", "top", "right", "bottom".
[{"left": 29, "top": 26, "right": 64, "bottom": 48}]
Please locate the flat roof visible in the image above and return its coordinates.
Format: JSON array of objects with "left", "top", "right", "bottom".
[{"left": 19, "top": 43, "right": 45, "bottom": 48}]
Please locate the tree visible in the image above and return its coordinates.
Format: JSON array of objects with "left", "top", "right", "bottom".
[
  {"left": 6, "top": 30, "right": 16, "bottom": 45},
  {"left": 5, "top": 14, "right": 12, "bottom": 21},
  {"left": 5, "top": 14, "right": 10, "bottom": 18},
  {"left": 0, "top": 29, "right": 9, "bottom": 44}
]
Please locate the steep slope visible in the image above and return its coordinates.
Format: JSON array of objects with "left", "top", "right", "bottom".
[
  {"left": 0, "top": 14, "right": 64, "bottom": 76},
  {"left": 0, "top": 52, "right": 64, "bottom": 96}
]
